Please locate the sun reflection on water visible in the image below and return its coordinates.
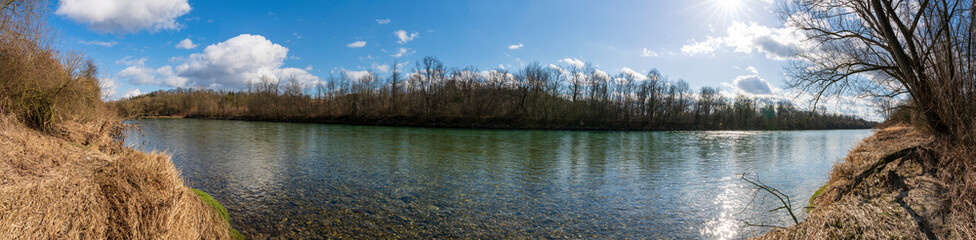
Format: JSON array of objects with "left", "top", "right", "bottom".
[{"left": 701, "top": 178, "right": 746, "bottom": 240}]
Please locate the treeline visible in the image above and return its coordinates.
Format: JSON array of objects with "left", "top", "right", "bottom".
[{"left": 114, "top": 56, "right": 875, "bottom": 130}]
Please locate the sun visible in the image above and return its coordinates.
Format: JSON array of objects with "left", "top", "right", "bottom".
[
  {"left": 710, "top": 0, "right": 747, "bottom": 19},
  {"left": 714, "top": 0, "right": 744, "bottom": 9}
]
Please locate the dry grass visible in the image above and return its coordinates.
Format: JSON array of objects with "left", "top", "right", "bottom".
[
  {"left": 931, "top": 137, "right": 976, "bottom": 239},
  {"left": 0, "top": 115, "right": 230, "bottom": 239},
  {"left": 756, "top": 123, "right": 953, "bottom": 239},
  {"left": 0, "top": 1, "right": 233, "bottom": 238}
]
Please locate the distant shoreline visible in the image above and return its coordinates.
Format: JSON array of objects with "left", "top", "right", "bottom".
[{"left": 131, "top": 114, "right": 876, "bottom": 132}]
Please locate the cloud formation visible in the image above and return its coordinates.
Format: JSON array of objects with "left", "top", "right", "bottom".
[
  {"left": 680, "top": 36, "right": 723, "bottom": 56},
  {"left": 730, "top": 75, "right": 773, "bottom": 95},
  {"left": 98, "top": 78, "right": 118, "bottom": 99},
  {"left": 121, "top": 88, "right": 144, "bottom": 99},
  {"left": 376, "top": 19, "right": 390, "bottom": 24},
  {"left": 620, "top": 67, "right": 648, "bottom": 80},
  {"left": 558, "top": 58, "right": 585, "bottom": 68},
  {"left": 79, "top": 40, "right": 118, "bottom": 47},
  {"left": 56, "top": 0, "right": 191, "bottom": 33},
  {"left": 640, "top": 48, "right": 659, "bottom": 57},
  {"left": 394, "top": 30, "right": 418, "bottom": 44},
  {"left": 347, "top": 41, "right": 366, "bottom": 48},
  {"left": 745, "top": 66, "right": 758, "bottom": 74},
  {"left": 681, "top": 21, "right": 804, "bottom": 60},
  {"left": 119, "top": 65, "right": 187, "bottom": 87},
  {"left": 508, "top": 43, "right": 524, "bottom": 50},
  {"left": 391, "top": 47, "right": 414, "bottom": 58},
  {"left": 119, "top": 34, "right": 319, "bottom": 89},
  {"left": 342, "top": 70, "right": 372, "bottom": 81},
  {"left": 116, "top": 56, "right": 147, "bottom": 65},
  {"left": 177, "top": 34, "right": 318, "bottom": 88},
  {"left": 175, "top": 38, "right": 197, "bottom": 49}
]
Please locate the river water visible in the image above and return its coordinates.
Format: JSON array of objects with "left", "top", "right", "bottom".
[{"left": 126, "top": 118, "right": 871, "bottom": 239}]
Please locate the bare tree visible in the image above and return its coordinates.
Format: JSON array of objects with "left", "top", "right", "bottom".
[
  {"left": 784, "top": 0, "right": 976, "bottom": 139},
  {"left": 416, "top": 56, "right": 444, "bottom": 116},
  {"left": 389, "top": 59, "right": 401, "bottom": 114}
]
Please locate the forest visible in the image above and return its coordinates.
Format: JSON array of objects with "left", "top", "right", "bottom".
[{"left": 114, "top": 56, "right": 876, "bottom": 130}]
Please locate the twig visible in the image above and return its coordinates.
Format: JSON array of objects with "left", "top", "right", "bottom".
[
  {"left": 741, "top": 173, "right": 800, "bottom": 224},
  {"left": 743, "top": 221, "right": 787, "bottom": 229}
]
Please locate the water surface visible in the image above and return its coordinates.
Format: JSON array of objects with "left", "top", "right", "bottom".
[{"left": 126, "top": 118, "right": 871, "bottom": 239}]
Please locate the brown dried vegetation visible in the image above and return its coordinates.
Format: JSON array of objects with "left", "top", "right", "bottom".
[
  {"left": 758, "top": 122, "right": 976, "bottom": 239},
  {"left": 0, "top": 116, "right": 230, "bottom": 239},
  {"left": 0, "top": 0, "right": 231, "bottom": 239},
  {"left": 756, "top": 0, "right": 976, "bottom": 238}
]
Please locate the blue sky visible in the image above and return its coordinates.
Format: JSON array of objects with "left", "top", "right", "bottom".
[{"left": 49, "top": 0, "right": 880, "bottom": 119}]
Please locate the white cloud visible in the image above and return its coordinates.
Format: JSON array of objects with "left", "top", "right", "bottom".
[
  {"left": 346, "top": 41, "right": 366, "bottom": 48},
  {"left": 391, "top": 47, "right": 414, "bottom": 58},
  {"left": 640, "top": 48, "right": 659, "bottom": 57},
  {"left": 593, "top": 69, "right": 610, "bottom": 81},
  {"left": 98, "top": 78, "right": 118, "bottom": 100},
  {"left": 681, "top": 21, "right": 804, "bottom": 60},
  {"left": 620, "top": 67, "right": 648, "bottom": 80},
  {"left": 558, "top": 58, "right": 585, "bottom": 68},
  {"left": 175, "top": 38, "right": 197, "bottom": 49},
  {"left": 508, "top": 43, "right": 524, "bottom": 50},
  {"left": 394, "top": 30, "right": 418, "bottom": 44},
  {"left": 745, "top": 66, "right": 759, "bottom": 74},
  {"left": 373, "top": 64, "right": 390, "bottom": 72},
  {"left": 79, "top": 40, "right": 118, "bottom": 47},
  {"left": 176, "top": 34, "right": 319, "bottom": 88},
  {"left": 725, "top": 21, "right": 803, "bottom": 60},
  {"left": 116, "top": 56, "right": 146, "bottom": 65},
  {"left": 119, "top": 64, "right": 188, "bottom": 87},
  {"left": 119, "top": 34, "right": 318, "bottom": 89},
  {"left": 728, "top": 75, "right": 773, "bottom": 95},
  {"left": 121, "top": 88, "right": 144, "bottom": 99},
  {"left": 376, "top": 19, "right": 390, "bottom": 24},
  {"left": 548, "top": 64, "right": 567, "bottom": 75},
  {"left": 680, "top": 36, "right": 723, "bottom": 55},
  {"left": 56, "top": 0, "right": 191, "bottom": 33},
  {"left": 345, "top": 70, "right": 371, "bottom": 80}
]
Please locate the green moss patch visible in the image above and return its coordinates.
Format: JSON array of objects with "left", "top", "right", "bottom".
[
  {"left": 806, "top": 184, "right": 828, "bottom": 213},
  {"left": 191, "top": 188, "right": 245, "bottom": 240}
]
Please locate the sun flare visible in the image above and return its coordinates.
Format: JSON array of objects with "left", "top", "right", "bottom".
[
  {"left": 709, "top": 0, "right": 747, "bottom": 19},
  {"left": 714, "top": 0, "right": 744, "bottom": 10}
]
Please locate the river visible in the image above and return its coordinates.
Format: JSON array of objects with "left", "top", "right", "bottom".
[{"left": 126, "top": 118, "right": 872, "bottom": 239}]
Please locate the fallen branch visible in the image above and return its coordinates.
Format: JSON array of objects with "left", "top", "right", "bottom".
[
  {"left": 834, "top": 145, "right": 923, "bottom": 201},
  {"left": 741, "top": 174, "right": 799, "bottom": 224}
]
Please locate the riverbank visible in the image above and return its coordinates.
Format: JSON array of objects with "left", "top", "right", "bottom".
[
  {"left": 132, "top": 114, "right": 876, "bottom": 132},
  {"left": 756, "top": 123, "right": 958, "bottom": 239},
  {"left": 0, "top": 115, "right": 235, "bottom": 239}
]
